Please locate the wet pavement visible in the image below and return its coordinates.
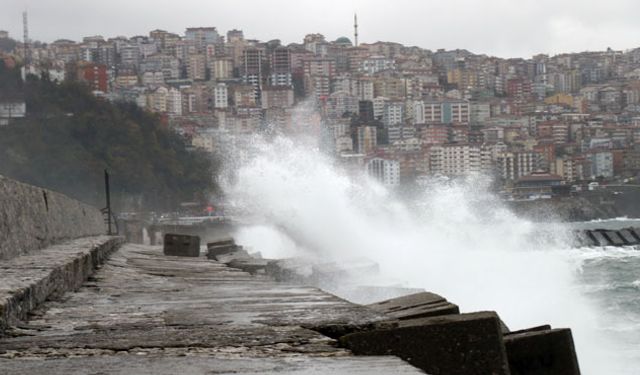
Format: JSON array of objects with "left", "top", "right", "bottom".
[{"left": 0, "top": 244, "right": 424, "bottom": 374}]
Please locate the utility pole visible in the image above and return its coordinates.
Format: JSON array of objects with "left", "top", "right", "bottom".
[{"left": 104, "top": 170, "right": 112, "bottom": 235}]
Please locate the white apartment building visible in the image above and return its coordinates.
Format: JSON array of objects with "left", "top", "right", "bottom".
[
  {"left": 383, "top": 101, "right": 403, "bottom": 127},
  {"left": 214, "top": 83, "right": 228, "bottom": 109},
  {"left": 166, "top": 87, "right": 182, "bottom": 116},
  {"left": 430, "top": 144, "right": 491, "bottom": 176},
  {"left": 496, "top": 152, "right": 539, "bottom": 181},
  {"left": 372, "top": 96, "right": 389, "bottom": 119},
  {"left": 366, "top": 157, "right": 400, "bottom": 187},
  {"left": 361, "top": 55, "right": 395, "bottom": 75}
]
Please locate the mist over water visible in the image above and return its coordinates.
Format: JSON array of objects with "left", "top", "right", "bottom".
[{"left": 224, "top": 135, "right": 630, "bottom": 374}]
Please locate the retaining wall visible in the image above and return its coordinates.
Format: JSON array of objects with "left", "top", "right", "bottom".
[{"left": 0, "top": 175, "right": 106, "bottom": 260}]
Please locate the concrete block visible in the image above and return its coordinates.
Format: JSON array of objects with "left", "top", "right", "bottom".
[
  {"left": 505, "top": 325, "right": 551, "bottom": 336},
  {"left": 604, "top": 231, "right": 625, "bottom": 246},
  {"left": 504, "top": 328, "right": 580, "bottom": 375},
  {"left": 163, "top": 234, "right": 200, "bottom": 257},
  {"left": 573, "top": 230, "right": 595, "bottom": 247},
  {"left": 214, "top": 249, "right": 250, "bottom": 263},
  {"left": 619, "top": 229, "right": 638, "bottom": 245},
  {"left": 206, "top": 244, "right": 241, "bottom": 259},
  {"left": 228, "top": 259, "right": 270, "bottom": 274},
  {"left": 340, "top": 311, "right": 510, "bottom": 375},
  {"left": 587, "top": 230, "right": 609, "bottom": 246},
  {"left": 329, "top": 286, "right": 425, "bottom": 305},
  {"left": 265, "top": 259, "right": 312, "bottom": 282},
  {"left": 207, "top": 238, "right": 235, "bottom": 248},
  {"left": 367, "top": 291, "right": 459, "bottom": 320}
]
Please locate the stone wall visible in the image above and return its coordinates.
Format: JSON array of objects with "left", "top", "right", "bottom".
[{"left": 0, "top": 175, "right": 106, "bottom": 260}]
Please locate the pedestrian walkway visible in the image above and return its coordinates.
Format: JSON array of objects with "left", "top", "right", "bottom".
[{"left": 0, "top": 243, "right": 423, "bottom": 374}]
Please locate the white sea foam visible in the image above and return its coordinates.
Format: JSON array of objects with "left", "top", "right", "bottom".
[{"left": 223, "top": 134, "right": 630, "bottom": 374}]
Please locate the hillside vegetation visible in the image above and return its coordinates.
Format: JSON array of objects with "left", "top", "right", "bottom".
[{"left": 0, "top": 62, "right": 217, "bottom": 211}]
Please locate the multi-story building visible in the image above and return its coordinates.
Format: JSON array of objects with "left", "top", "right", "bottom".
[
  {"left": 420, "top": 100, "right": 470, "bottom": 124},
  {"left": 231, "top": 84, "right": 257, "bottom": 107},
  {"left": 77, "top": 63, "right": 108, "bottom": 92},
  {"left": 372, "top": 96, "right": 389, "bottom": 119},
  {"left": 366, "top": 157, "right": 400, "bottom": 187},
  {"left": 587, "top": 151, "right": 614, "bottom": 178},
  {"left": 429, "top": 144, "right": 486, "bottom": 176},
  {"left": 119, "top": 44, "right": 140, "bottom": 67},
  {"left": 167, "top": 87, "right": 182, "bottom": 115},
  {"left": 139, "top": 54, "right": 180, "bottom": 81},
  {"left": 496, "top": 152, "right": 541, "bottom": 181},
  {"left": 470, "top": 102, "right": 491, "bottom": 123},
  {"left": 210, "top": 56, "right": 233, "bottom": 80},
  {"left": 270, "top": 47, "right": 292, "bottom": 86},
  {"left": 382, "top": 101, "right": 403, "bottom": 127},
  {"left": 185, "top": 27, "right": 221, "bottom": 52},
  {"left": 213, "top": 83, "right": 228, "bottom": 109},
  {"left": 242, "top": 48, "right": 264, "bottom": 102},
  {"left": 361, "top": 55, "right": 395, "bottom": 75},
  {"left": 187, "top": 54, "right": 207, "bottom": 81},
  {"left": 357, "top": 126, "right": 377, "bottom": 154},
  {"left": 261, "top": 86, "right": 294, "bottom": 109},
  {"left": 302, "top": 57, "right": 335, "bottom": 99},
  {"left": 0, "top": 100, "right": 26, "bottom": 126},
  {"left": 141, "top": 71, "right": 164, "bottom": 86},
  {"left": 422, "top": 125, "right": 450, "bottom": 145},
  {"left": 227, "top": 29, "right": 244, "bottom": 44}
]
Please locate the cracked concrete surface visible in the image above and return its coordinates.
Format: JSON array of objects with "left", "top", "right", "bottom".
[{"left": 0, "top": 244, "right": 424, "bottom": 374}]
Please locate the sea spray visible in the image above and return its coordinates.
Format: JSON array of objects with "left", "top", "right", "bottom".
[{"left": 225, "top": 134, "right": 616, "bottom": 374}]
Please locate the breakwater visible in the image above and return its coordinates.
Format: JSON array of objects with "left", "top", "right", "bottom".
[{"left": 203, "top": 236, "right": 582, "bottom": 375}]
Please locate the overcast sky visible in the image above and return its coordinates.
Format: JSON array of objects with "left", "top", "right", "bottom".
[{"left": 1, "top": 0, "right": 639, "bottom": 58}]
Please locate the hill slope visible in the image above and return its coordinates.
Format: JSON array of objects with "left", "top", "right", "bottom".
[{"left": 0, "top": 63, "right": 217, "bottom": 211}]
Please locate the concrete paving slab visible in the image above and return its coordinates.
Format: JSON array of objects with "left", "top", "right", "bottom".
[
  {"left": 0, "top": 355, "right": 426, "bottom": 374},
  {"left": 0, "top": 243, "right": 423, "bottom": 374}
]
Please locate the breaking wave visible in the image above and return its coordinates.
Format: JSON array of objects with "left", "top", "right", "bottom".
[{"left": 223, "top": 134, "right": 629, "bottom": 374}]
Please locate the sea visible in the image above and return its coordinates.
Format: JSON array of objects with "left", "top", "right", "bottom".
[{"left": 568, "top": 218, "right": 640, "bottom": 374}]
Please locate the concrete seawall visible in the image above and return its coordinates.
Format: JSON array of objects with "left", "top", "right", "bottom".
[{"left": 0, "top": 175, "right": 106, "bottom": 260}]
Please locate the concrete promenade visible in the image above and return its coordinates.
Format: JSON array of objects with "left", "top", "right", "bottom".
[{"left": 0, "top": 243, "right": 424, "bottom": 374}]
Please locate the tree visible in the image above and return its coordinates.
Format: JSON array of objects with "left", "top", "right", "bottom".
[{"left": 0, "top": 63, "right": 218, "bottom": 211}]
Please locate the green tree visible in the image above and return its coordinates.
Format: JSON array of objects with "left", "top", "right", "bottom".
[{"left": 0, "top": 63, "right": 218, "bottom": 211}]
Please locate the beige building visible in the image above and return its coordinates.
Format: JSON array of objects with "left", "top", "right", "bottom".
[
  {"left": 261, "top": 86, "right": 294, "bottom": 109},
  {"left": 187, "top": 54, "right": 207, "bottom": 81}
]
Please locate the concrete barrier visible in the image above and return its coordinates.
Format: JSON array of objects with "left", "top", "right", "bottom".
[
  {"left": 367, "top": 291, "right": 460, "bottom": 321},
  {"left": 163, "top": 234, "right": 200, "bottom": 257},
  {"left": 340, "top": 311, "right": 510, "bottom": 375},
  {"left": 0, "top": 175, "right": 106, "bottom": 260},
  {"left": 577, "top": 227, "right": 640, "bottom": 247},
  {"left": 504, "top": 328, "right": 581, "bottom": 375},
  {"left": 0, "top": 236, "right": 123, "bottom": 332}
]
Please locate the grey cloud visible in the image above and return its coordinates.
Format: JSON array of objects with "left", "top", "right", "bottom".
[{"left": 1, "top": 0, "right": 639, "bottom": 58}]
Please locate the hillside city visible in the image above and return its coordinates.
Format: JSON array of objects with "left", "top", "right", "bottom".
[{"left": 2, "top": 22, "right": 640, "bottom": 199}]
